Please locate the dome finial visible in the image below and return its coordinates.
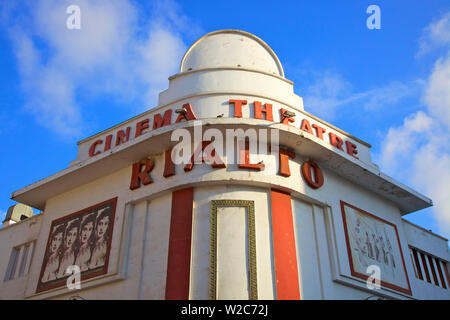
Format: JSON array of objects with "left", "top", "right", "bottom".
[{"left": 180, "top": 29, "right": 284, "bottom": 77}]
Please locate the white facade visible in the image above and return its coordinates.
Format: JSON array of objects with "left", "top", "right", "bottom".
[{"left": 1, "top": 30, "right": 449, "bottom": 300}]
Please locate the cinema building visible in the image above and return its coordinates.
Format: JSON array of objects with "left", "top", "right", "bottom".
[{"left": 1, "top": 30, "right": 449, "bottom": 300}]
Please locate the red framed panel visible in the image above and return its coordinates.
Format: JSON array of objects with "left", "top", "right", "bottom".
[
  {"left": 340, "top": 201, "right": 412, "bottom": 295},
  {"left": 36, "top": 197, "right": 118, "bottom": 293}
]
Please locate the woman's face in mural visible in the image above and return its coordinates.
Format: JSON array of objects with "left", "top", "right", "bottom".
[
  {"left": 51, "top": 232, "right": 63, "bottom": 254},
  {"left": 81, "top": 221, "right": 94, "bottom": 245},
  {"left": 96, "top": 216, "right": 109, "bottom": 239},
  {"left": 65, "top": 226, "right": 78, "bottom": 249}
]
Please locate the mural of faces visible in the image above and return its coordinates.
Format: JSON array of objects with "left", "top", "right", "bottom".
[
  {"left": 50, "top": 229, "right": 63, "bottom": 255},
  {"left": 66, "top": 226, "right": 78, "bottom": 248},
  {"left": 64, "top": 219, "right": 80, "bottom": 252},
  {"left": 37, "top": 198, "right": 116, "bottom": 293},
  {"left": 80, "top": 217, "right": 94, "bottom": 246},
  {"left": 96, "top": 212, "right": 110, "bottom": 240}
]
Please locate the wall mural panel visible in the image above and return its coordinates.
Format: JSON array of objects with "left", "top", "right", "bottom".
[
  {"left": 36, "top": 197, "right": 117, "bottom": 293},
  {"left": 340, "top": 201, "right": 412, "bottom": 295}
]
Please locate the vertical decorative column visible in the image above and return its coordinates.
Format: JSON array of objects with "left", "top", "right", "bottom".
[
  {"left": 209, "top": 200, "right": 257, "bottom": 300},
  {"left": 270, "top": 189, "right": 301, "bottom": 300},
  {"left": 165, "top": 187, "right": 194, "bottom": 299}
]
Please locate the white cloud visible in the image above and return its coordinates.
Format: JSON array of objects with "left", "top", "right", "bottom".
[
  {"left": 302, "top": 72, "right": 419, "bottom": 121},
  {"left": 301, "top": 12, "right": 450, "bottom": 237},
  {"left": 378, "top": 111, "right": 433, "bottom": 174},
  {"left": 424, "top": 54, "right": 450, "bottom": 125},
  {"left": 378, "top": 108, "right": 450, "bottom": 238},
  {"left": 378, "top": 12, "right": 450, "bottom": 238},
  {"left": 137, "top": 27, "right": 186, "bottom": 106},
  {"left": 361, "top": 81, "right": 421, "bottom": 111},
  {"left": 2, "top": 0, "right": 192, "bottom": 137},
  {"left": 417, "top": 12, "right": 450, "bottom": 57},
  {"left": 302, "top": 72, "right": 353, "bottom": 120},
  {"left": 411, "top": 145, "right": 450, "bottom": 233}
]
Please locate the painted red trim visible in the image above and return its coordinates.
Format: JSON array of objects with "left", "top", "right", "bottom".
[
  {"left": 340, "top": 201, "right": 412, "bottom": 295},
  {"left": 165, "top": 187, "right": 194, "bottom": 300},
  {"left": 434, "top": 257, "right": 446, "bottom": 289},
  {"left": 420, "top": 252, "right": 432, "bottom": 283},
  {"left": 442, "top": 260, "right": 450, "bottom": 289},
  {"left": 270, "top": 189, "right": 301, "bottom": 300},
  {"left": 427, "top": 255, "right": 439, "bottom": 285},
  {"left": 412, "top": 249, "right": 423, "bottom": 280}
]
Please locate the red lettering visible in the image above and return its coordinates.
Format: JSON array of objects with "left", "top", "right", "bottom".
[
  {"left": 301, "top": 160, "right": 324, "bottom": 189},
  {"left": 135, "top": 119, "right": 150, "bottom": 138},
  {"left": 329, "top": 132, "right": 344, "bottom": 151},
  {"left": 229, "top": 99, "right": 247, "bottom": 118},
  {"left": 184, "top": 141, "right": 226, "bottom": 172},
  {"left": 116, "top": 127, "right": 131, "bottom": 146},
  {"left": 312, "top": 124, "right": 326, "bottom": 140},
  {"left": 279, "top": 148, "right": 296, "bottom": 177},
  {"left": 300, "top": 119, "right": 314, "bottom": 135},
  {"left": 104, "top": 134, "right": 112, "bottom": 151},
  {"left": 175, "top": 103, "right": 198, "bottom": 123},
  {"left": 130, "top": 159, "right": 155, "bottom": 190},
  {"left": 238, "top": 141, "right": 265, "bottom": 171},
  {"left": 164, "top": 148, "right": 176, "bottom": 178},
  {"left": 254, "top": 101, "right": 274, "bottom": 121},
  {"left": 280, "top": 108, "right": 295, "bottom": 126},
  {"left": 345, "top": 141, "right": 359, "bottom": 159},
  {"left": 153, "top": 109, "right": 173, "bottom": 130},
  {"left": 89, "top": 140, "right": 103, "bottom": 157}
]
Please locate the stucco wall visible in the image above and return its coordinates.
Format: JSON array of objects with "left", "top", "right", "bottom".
[{"left": 1, "top": 140, "right": 449, "bottom": 300}]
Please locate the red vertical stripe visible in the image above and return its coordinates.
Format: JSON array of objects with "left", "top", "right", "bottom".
[
  {"left": 270, "top": 189, "right": 301, "bottom": 300},
  {"left": 165, "top": 187, "right": 194, "bottom": 300},
  {"left": 435, "top": 258, "right": 447, "bottom": 289},
  {"left": 427, "top": 255, "right": 439, "bottom": 286},
  {"left": 412, "top": 249, "right": 423, "bottom": 280},
  {"left": 442, "top": 261, "right": 450, "bottom": 289},
  {"left": 420, "top": 252, "right": 431, "bottom": 283}
]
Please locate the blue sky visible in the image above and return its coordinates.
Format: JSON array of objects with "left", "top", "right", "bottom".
[{"left": 0, "top": 1, "right": 449, "bottom": 238}]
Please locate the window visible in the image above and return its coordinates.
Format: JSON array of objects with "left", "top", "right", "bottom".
[
  {"left": 3, "top": 242, "right": 35, "bottom": 281},
  {"left": 409, "top": 247, "right": 449, "bottom": 290},
  {"left": 4, "top": 247, "right": 20, "bottom": 281}
]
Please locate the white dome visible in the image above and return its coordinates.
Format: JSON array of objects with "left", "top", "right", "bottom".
[{"left": 180, "top": 30, "right": 284, "bottom": 77}]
